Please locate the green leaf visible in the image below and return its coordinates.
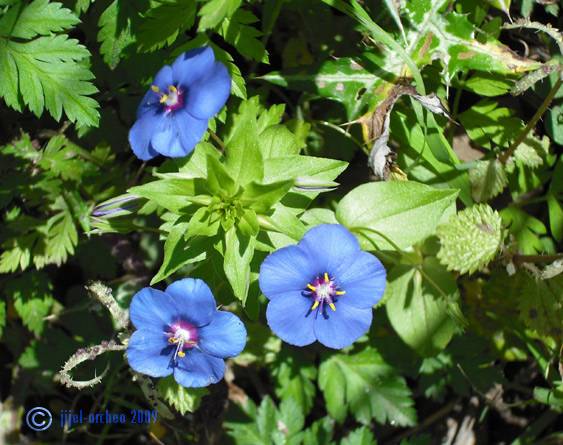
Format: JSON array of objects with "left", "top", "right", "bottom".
[
  {"left": 138, "top": 0, "right": 196, "bottom": 52},
  {"left": 157, "top": 376, "right": 207, "bottom": 414},
  {"left": 469, "top": 159, "right": 508, "bottom": 203},
  {"left": 272, "top": 349, "right": 317, "bottom": 415},
  {"left": 0, "top": 35, "right": 99, "bottom": 126},
  {"left": 518, "top": 274, "right": 563, "bottom": 342},
  {"left": 219, "top": 9, "right": 268, "bottom": 62},
  {"left": 207, "top": 155, "right": 238, "bottom": 197},
  {"left": 42, "top": 198, "right": 78, "bottom": 266},
  {"left": 224, "top": 227, "right": 256, "bottom": 304},
  {"left": 437, "top": 204, "right": 503, "bottom": 274},
  {"left": 501, "top": 207, "right": 548, "bottom": 255},
  {"left": 7, "top": 272, "right": 54, "bottom": 336},
  {"left": 0, "top": 300, "right": 5, "bottom": 338},
  {"left": 336, "top": 181, "right": 458, "bottom": 250},
  {"left": 385, "top": 258, "right": 460, "bottom": 357},
  {"left": 318, "top": 347, "right": 417, "bottom": 426},
  {"left": 97, "top": 0, "right": 136, "bottom": 68},
  {"left": 0, "top": 0, "right": 79, "bottom": 39},
  {"left": 303, "top": 417, "right": 334, "bottom": 445},
  {"left": 512, "top": 134, "right": 550, "bottom": 169},
  {"left": 240, "top": 180, "right": 294, "bottom": 214},
  {"left": 464, "top": 72, "right": 513, "bottom": 97},
  {"left": 198, "top": 0, "right": 241, "bottom": 31},
  {"left": 341, "top": 426, "right": 377, "bottom": 445},
  {"left": 548, "top": 159, "right": 563, "bottom": 241},
  {"left": 129, "top": 178, "right": 201, "bottom": 213}
]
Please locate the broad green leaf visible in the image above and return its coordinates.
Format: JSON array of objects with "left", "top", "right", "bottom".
[
  {"left": 219, "top": 10, "right": 268, "bottom": 62},
  {"left": 240, "top": 180, "right": 294, "bottom": 213},
  {"left": 224, "top": 227, "right": 256, "bottom": 304},
  {"left": 151, "top": 225, "right": 208, "bottom": 284},
  {"left": 206, "top": 156, "right": 238, "bottom": 197},
  {"left": 157, "top": 376, "right": 207, "bottom": 414},
  {"left": 138, "top": 0, "right": 196, "bottom": 52},
  {"left": 336, "top": 181, "right": 458, "bottom": 250},
  {"left": 0, "top": 36, "right": 99, "bottom": 127},
  {"left": 263, "top": 156, "right": 348, "bottom": 185},
  {"left": 198, "top": 0, "right": 241, "bottom": 31},
  {"left": 318, "top": 347, "right": 417, "bottom": 426},
  {"left": 129, "top": 178, "right": 202, "bottom": 213},
  {"left": 464, "top": 72, "right": 513, "bottom": 97},
  {"left": 260, "top": 125, "right": 300, "bottom": 158},
  {"left": 0, "top": 0, "right": 79, "bottom": 39},
  {"left": 385, "top": 258, "right": 460, "bottom": 357},
  {"left": 437, "top": 204, "right": 503, "bottom": 274}
]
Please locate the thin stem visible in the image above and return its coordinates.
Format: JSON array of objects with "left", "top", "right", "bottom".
[
  {"left": 499, "top": 77, "right": 562, "bottom": 164},
  {"left": 315, "top": 120, "right": 369, "bottom": 155},
  {"left": 209, "top": 130, "right": 225, "bottom": 152}
]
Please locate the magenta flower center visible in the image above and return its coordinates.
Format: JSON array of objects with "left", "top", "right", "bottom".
[
  {"left": 151, "top": 84, "right": 184, "bottom": 113},
  {"left": 167, "top": 321, "right": 198, "bottom": 360},
  {"left": 305, "top": 272, "right": 346, "bottom": 312}
]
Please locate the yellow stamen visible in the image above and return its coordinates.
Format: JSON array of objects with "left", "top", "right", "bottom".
[
  {"left": 324, "top": 272, "right": 330, "bottom": 283},
  {"left": 177, "top": 350, "right": 185, "bottom": 358},
  {"left": 168, "top": 85, "right": 177, "bottom": 93},
  {"left": 329, "top": 303, "right": 336, "bottom": 312},
  {"left": 151, "top": 85, "right": 160, "bottom": 92},
  {"left": 307, "top": 283, "right": 316, "bottom": 292},
  {"left": 159, "top": 94, "right": 168, "bottom": 104},
  {"left": 336, "top": 290, "right": 346, "bottom": 295},
  {"left": 311, "top": 300, "right": 319, "bottom": 310},
  {"left": 168, "top": 337, "right": 176, "bottom": 344}
]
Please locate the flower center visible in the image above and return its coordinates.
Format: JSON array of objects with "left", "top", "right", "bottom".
[
  {"left": 305, "top": 272, "right": 346, "bottom": 312},
  {"left": 167, "top": 321, "right": 198, "bottom": 360},
  {"left": 151, "top": 84, "right": 184, "bottom": 112}
]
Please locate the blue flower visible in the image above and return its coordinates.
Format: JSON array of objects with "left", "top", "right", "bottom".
[
  {"left": 259, "top": 224, "right": 387, "bottom": 349},
  {"left": 129, "top": 46, "right": 231, "bottom": 160},
  {"left": 126, "top": 278, "right": 246, "bottom": 387}
]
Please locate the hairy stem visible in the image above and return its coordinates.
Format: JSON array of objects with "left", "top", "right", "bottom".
[{"left": 86, "top": 281, "right": 129, "bottom": 331}]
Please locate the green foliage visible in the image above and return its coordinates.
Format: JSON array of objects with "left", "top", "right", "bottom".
[
  {"left": 157, "top": 376, "right": 207, "bottom": 414},
  {"left": 318, "top": 347, "right": 417, "bottom": 427},
  {"left": 385, "top": 258, "right": 460, "bottom": 357},
  {"left": 336, "top": 181, "right": 458, "bottom": 250},
  {"left": 0, "top": 0, "right": 99, "bottom": 126},
  {"left": 437, "top": 204, "right": 503, "bottom": 274}
]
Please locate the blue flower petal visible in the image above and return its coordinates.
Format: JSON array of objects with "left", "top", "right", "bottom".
[
  {"left": 259, "top": 245, "right": 317, "bottom": 299},
  {"left": 173, "top": 349, "right": 225, "bottom": 388},
  {"left": 266, "top": 292, "right": 316, "bottom": 346},
  {"left": 165, "top": 278, "right": 216, "bottom": 327},
  {"left": 300, "top": 224, "right": 360, "bottom": 274},
  {"left": 129, "top": 287, "right": 177, "bottom": 331},
  {"left": 313, "top": 304, "right": 372, "bottom": 349},
  {"left": 172, "top": 47, "right": 215, "bottom": 88},
  {"left": 153, "top": 65, "right": 174, "bottom": 90},
  {"left": 126, "top": 329, "right": 173, "bottom": 377},
  {"left": 198, "top": 311, "right": 247, "bottom": 358},
  {"left": 136, "top": 89, "right": 158, "bottom": 119},
  {"left": 128, "top": 110, "right": 162, "bottom": 161},
  {"left": 175, "top": 109, "right": 208, "bottom": 155},
  {"left": 334, "top": 251, "right": 387, "bottom": 309},
  {"left": 150, "top": 115, "right": 185, "bottom": 157},
  {"left": 186, "top": 62, "right": 231, "bottom": 120}
]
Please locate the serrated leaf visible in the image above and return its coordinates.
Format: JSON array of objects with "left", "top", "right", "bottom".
[
  {"left": 138, "top": 0, "right": 196, "bottom": 52},
  {"left": 501, "top": 207, "right": 547, "bottom": 255},
  {"left": 157, "top": 376, "right": 207, "bottom": 414},
  {"left": 336, "top": 181, "right": 458, "bottom": 250},
  {"left": 518, "top": 274, "right": 563, "bottom": 342},
  {"left": 198, "top": 0, "right": 241, "bottom": 31},
  {"left": 437, "top": 204, "right": 503, "bottom": 274},
  {"left": 385, "top": 258, "right": 460, "bottom": 357},
  {"left": 341, "top": 426, "right": 377, "bottom": 445},
  {"left": 1, "top": 0, "right": 79, "bottom": 39},
  {"left": 43, "top": 199, "right": 78, "bottom": 266},
  {"left": 0, "top": 35, "right": 99, "bottom": 126},
  {"left": 7, "top": 272, "right": 54, "bottom": 336},
  {"left": 97, "top": 0, "right": 137, "bottom": 68},
  {"left": 469, "top": 159, "right": 508, "bottom": 202},
  {"left": 219, "top": 9, "right": 268, "bottom": 62},
  {"left": 513, "top": 134, "right": 549, "bottom": 168},
  {"left": 319, "top": 347, "right": 417, "bottom": 427}
]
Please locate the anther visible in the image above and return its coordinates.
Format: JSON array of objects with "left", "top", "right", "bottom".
[
  {"left": 329, "top": 303, "right": 336, "bottom": 312},
  {"left": 177, "top": 351, "right": 185, "bottom": 358},
  {"left": 307, "top": 283, "right": 316, "bottom": 292},
  {"left": 336, "top": 290, "right": 346, "bottom": 295},
  {"left": 324, "top": 273, "right": 330, "bottom": 283},
  {"left": 311, "top": 301, "right": 319, "bottom": 310},
  {"left": 151, "top": 85, "right": 160, "bottom": 92}
]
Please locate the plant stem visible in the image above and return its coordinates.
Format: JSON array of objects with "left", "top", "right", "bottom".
[
  {"left": 513, "top": 253, "right": 563, "bottom": 265},
  {"left": 499, "top": 77, "right": 562, "bottom": 164}
]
